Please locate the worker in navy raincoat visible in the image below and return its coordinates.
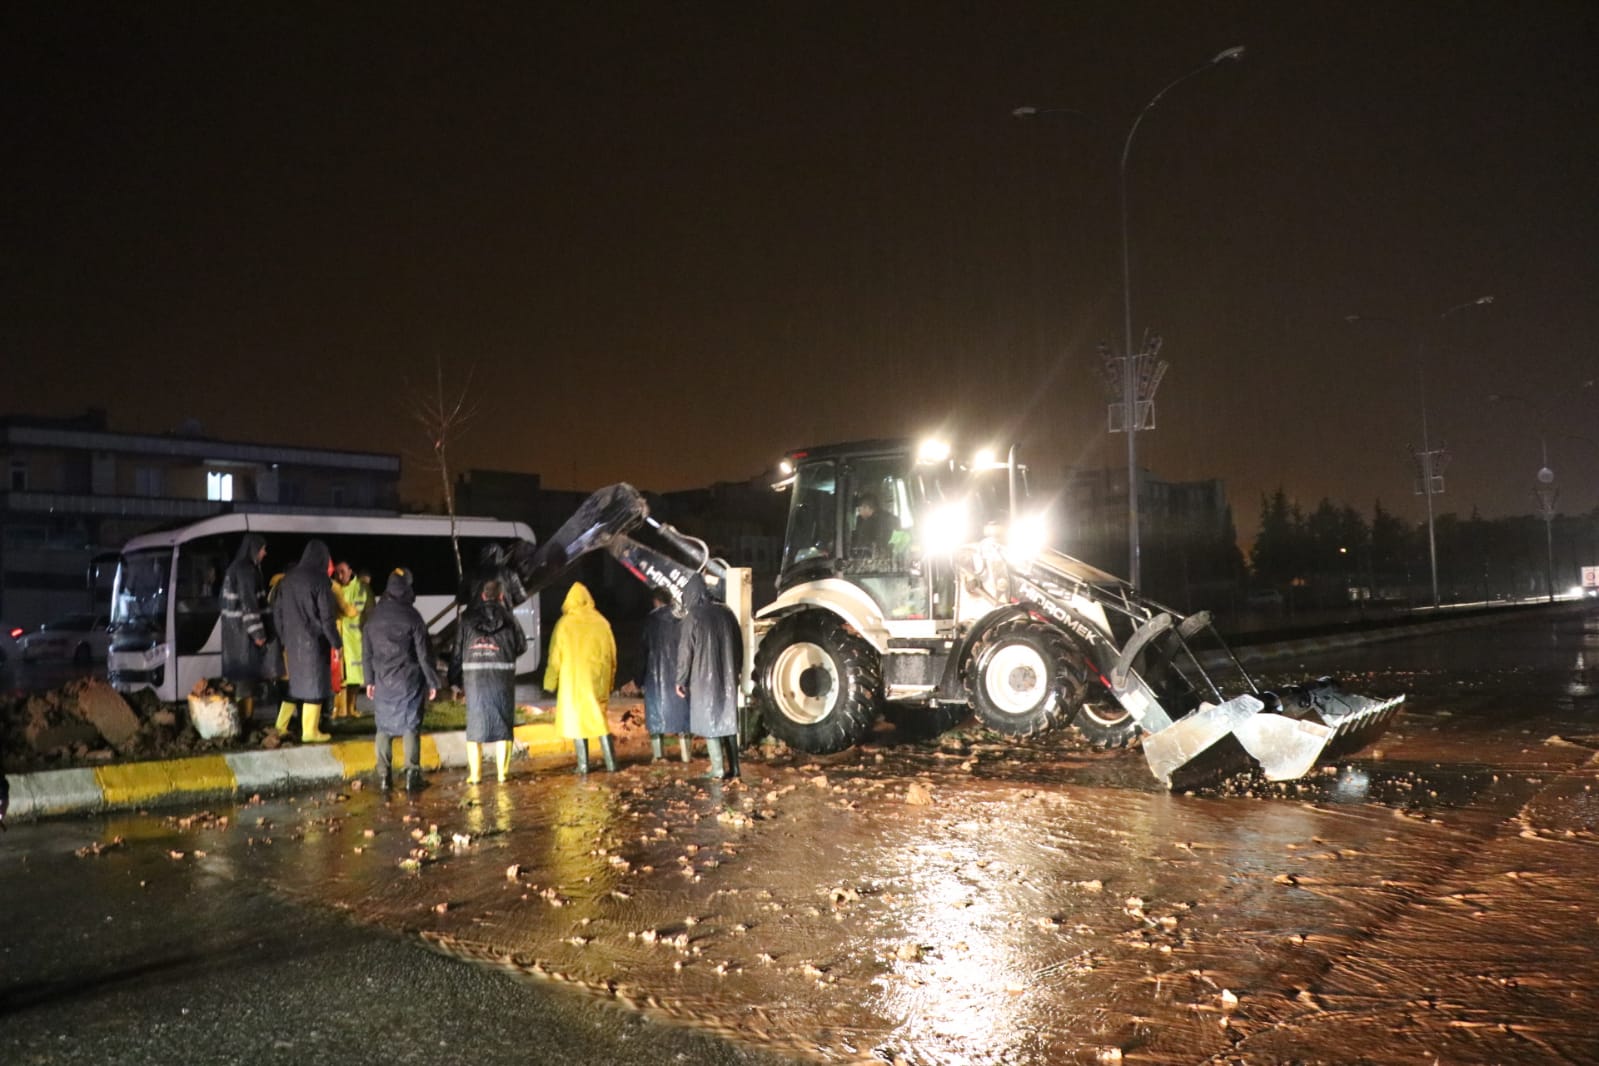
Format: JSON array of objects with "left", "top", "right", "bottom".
[
  {"left": 362, "top": 568, "right": 440, "bottom": 791},
  {"left": 220, "top": 532, "right": 269, "bottom": 718},
  {"left": 271, "top": 539, "right": 341, "bottom": 743},
  {"left": 674, "top": 574, "right": 744, "bottom": 779},
  {"left": 641, "top": 589, "right": 691, "bottom": 762},
  {"left": 544, "top": 582, "right": 618, "bottom": 773},
  {"left": 452, "top": 579, "right": 527, "bottom": 784}
]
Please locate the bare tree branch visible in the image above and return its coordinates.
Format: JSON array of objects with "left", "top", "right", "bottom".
[{"left": 409, "top": 358, "right": 480, "bottom": 585}]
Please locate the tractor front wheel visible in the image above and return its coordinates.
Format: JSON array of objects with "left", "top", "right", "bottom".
[
  {"left": 754, "top": 612, "right": 881, "bottom": 754},
  {"left": 964, "top": 618, "right": 1084, "bottom": 737}
]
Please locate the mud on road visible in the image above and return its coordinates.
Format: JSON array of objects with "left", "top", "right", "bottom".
[{"left": 60, "top": 610, "right": 1599, "bottom": 1065}]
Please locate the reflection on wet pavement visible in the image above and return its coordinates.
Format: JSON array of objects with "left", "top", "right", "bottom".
[{"left": 64, "top": 609, "right": 1599, "bottom": 1063}]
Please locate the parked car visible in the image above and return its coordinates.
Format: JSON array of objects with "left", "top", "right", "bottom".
[{"left": 19, "top": 614, "right": 112, "bottom": 664}]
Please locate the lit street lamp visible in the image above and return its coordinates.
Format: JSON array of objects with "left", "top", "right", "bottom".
[
  {"left": 1345, "top": 295, "right": 1494, "bottom": 608},
  {"left": 1016, "top": 44, "right": 1246, "bottom": 589}
]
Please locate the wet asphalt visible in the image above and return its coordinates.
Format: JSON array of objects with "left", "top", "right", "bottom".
[
  {"left": 0, "top": 812, "right": 790, "bottom": 1066},
  {"left": 5, "top": 606, "right": 1599, "bottom": 1065}
]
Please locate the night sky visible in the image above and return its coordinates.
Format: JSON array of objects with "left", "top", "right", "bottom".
[{"left": 5, "top": 3, "right": 1597, "bottom": 543}]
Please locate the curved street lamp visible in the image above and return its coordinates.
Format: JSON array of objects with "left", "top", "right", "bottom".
[{"left": 1016, "top": 44, "right": 1245, "bottom": 588}]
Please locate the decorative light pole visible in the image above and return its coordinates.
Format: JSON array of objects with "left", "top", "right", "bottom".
[
  {"left": 1345, "top": 295, "right": 1494, "bottom": 608},
  {"left": 1016, "top": 44, "right": 1245, "bottom": 588}
]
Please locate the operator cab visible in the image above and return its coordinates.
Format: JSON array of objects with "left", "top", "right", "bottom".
[{"left": 772, "top": 438, "right": 1025, "bottom": 622}]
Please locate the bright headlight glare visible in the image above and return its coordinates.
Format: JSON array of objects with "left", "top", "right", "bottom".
[
  {"left": 923, "top": 500, "right": 969, "bottom": 555},
  {"left": 778, "top": 459, "right": 794, "bottom": 476},
  {"left": 974, "top": 447, "right": 996, "bottom": 469},
  {"left": 1008, "top": 513, "right": 1049, "bottom": 560},
  {"left": 918, "top": 438, "right": 951, "bottom": 463}
]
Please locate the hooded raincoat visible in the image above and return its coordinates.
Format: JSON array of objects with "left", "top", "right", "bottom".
[
  {"left": 220, "top": 533, "right": 268, "bottom": 684},
  {"left": 544, "top": 582, "right": 615, "bottom": 740},
  {"left": 361, "top": 569, "right": 440, "bottom": 736},
  {"left": 335, "top": 575, "right": 370, "bottom": 686},
  {"left": 454, "top": 592, "right": 527, "bottom": 742},
  {"left": 273, "top": 540, "right": 342, "bottom": 703},
  {"left": 675, "top": 574, "right": 743, "bottom": 739},
  {"left": 641, "top": 601, "right": 689, "bottom": 735}
]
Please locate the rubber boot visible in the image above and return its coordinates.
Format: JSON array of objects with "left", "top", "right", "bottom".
[
  {"left": 495, "top": 740, "right": 511, "bottom": 783},
  {"left": 375, "top": 766, "right": 392, "bottom": 792},
  {"left": 724, "top": 738, "right": 741, "bottom": 780},
  {"left": 240, "top": 696, "right": 255, "bottom": 723},
  {"left": 650, "top": 735, "right": 664, "bottom": 762},
  {"left": 706, "top": 737, "right": 727, "bottom": 780},
  {"left": 574, "top": 740, "right": 590, "bottom": 775},
  {"left": 599, "top": 735, "right": 618, "bottom": 773},
  {"left": 275, "top": 701, "right": 297, "bottom": 734},
  {"left": 301, "top": 704, "right": 331, "bottom": 743},
  {"left": 405, "top": 767, "right": 425, "bottom": 793},
  {"left": 678, "top": 734, "right": 692, "bottom": 763},
  {"left": 465, "top": 741, "right": 482, "bottom": 785}
]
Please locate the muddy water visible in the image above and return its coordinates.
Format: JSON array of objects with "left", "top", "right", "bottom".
[{"left": 106, "top": 610, "right": 1599, "bottom": 1063}]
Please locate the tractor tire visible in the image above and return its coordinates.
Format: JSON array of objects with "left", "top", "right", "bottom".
[
  {"left": 1071, "top": 695, "right": 1141, "bottom": 749},
  {"left": 754, "top": 612, "right": 882, "bottom": 754},
  {"left": 964, "top": 618, "right": 1084, "bottom": 737}
]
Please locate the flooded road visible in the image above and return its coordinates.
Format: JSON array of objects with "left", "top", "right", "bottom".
[{"left": 9, "top": 607, "right": 1599, "bottom": 1064}]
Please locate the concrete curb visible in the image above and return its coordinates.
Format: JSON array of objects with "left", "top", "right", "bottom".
[{"left": 5, "top": 721, "right": 574, "bottom": 823}]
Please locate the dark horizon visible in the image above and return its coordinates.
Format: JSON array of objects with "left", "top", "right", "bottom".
[{"left": 6, "top": 3, "right": 1597, "bottom": 545}]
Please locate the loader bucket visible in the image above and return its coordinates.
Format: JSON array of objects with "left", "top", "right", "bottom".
[
  {"left": 1231, "top": 681, "right": 1404, "bottom": 782},
  {"left": 1140, "top": 693, "right": 1265, "bottom": 789}
]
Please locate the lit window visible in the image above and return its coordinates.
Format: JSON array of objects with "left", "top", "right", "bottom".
[{"left": 206, "top": 471, "right": 234, "bottom": 502}]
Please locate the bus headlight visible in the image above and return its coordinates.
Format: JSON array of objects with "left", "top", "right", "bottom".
[{"left": 917, "top": 438, "right": 951, "bottom": 464}]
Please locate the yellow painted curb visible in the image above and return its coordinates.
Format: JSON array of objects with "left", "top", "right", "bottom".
[
  {"left": 419, "top": 735, "right": 442, "bottom": 770},
  {"left": 96, "top": 755, "right": 236, "bottom": 806},
  {"left": 515, "top": 722, "right": 569, "bottom": 757},
  {"left": 330, "top": 739, "right": 376, "bottom": 777}
]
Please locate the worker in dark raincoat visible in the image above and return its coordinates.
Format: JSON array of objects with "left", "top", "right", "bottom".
[
  {"left": 271, "top": 539, "right": 341, "bottom": 743},
  {"left": 220, "top": 533, "right": 269, "bottom": 721},
  {"left": 451, "top": 579, "right": 527, "bottom": 784},
  {"left": 362, "top": 568, "right": 439, "bottom": 792},
  {"left": 674, "top": 573, "right": 744, "bottom": 780},
  {"left": 641, "top": 589, "right": 691, "bottom": 762},
  {"left": 544, "top": 582, "right": 618, "bottom": 774}
]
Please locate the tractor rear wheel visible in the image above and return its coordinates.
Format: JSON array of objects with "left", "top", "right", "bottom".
[
  {"left": 964, "top": 618, "right": 1084, "bottom": 737},
  {"left": 754, "top": 612, "right": 881, "bottom": 754}
]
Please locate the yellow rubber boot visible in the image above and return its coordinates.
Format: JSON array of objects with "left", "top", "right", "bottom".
[
  {"left": 465, "top": 741, "right": 482, "bottom": 785},
  {"left": 301, "top": 703, "right": 332, "bottom": 743},
  {"left": 334, "top": 690, "right": 349, "bottom": 718},
  {"left": 240, "top": 696, "right": 255, "bottom": 722},
  {"left": 275, "top": 701, "right": 297, "bottom": 733},
  {"left": 495, "top": 741, "right": 511, "bottom": 783}
]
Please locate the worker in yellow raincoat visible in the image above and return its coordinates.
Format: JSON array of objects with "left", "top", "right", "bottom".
[
  {"left": 543, "top": 582, "right": 618, "bottom": 773},
  {"left": 332, "top": 562, "right": 370, "bottom": 717}
]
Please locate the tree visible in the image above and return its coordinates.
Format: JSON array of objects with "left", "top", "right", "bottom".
[{"left": 411, "top": 359, "right": 478, "bottom": 585}]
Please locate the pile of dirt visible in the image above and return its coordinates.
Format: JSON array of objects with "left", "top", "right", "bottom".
[{"left": 0, "top": 679, "right": 274, "bottom": 773}]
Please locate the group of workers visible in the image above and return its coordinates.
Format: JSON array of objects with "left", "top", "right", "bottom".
[{"left": 218, "top": 534, "right": 745, "bottom": 793}]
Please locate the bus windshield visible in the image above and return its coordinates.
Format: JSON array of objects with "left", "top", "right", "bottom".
[{"left": 112, "top": 549, "right": 172, "bottom": 631}]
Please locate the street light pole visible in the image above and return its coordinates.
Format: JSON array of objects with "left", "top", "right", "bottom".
[
  {"left": 1118, "top": 45, "right": 1245, "bottom": 589},
  {"left": 1489, "top": 392, "right": 1557, "bottom": 603},
  {"left": 1016, "top": 45, "right": 1244, "bottom": 589},
  {"left": 1346, "top": 295, "right": 1493, "bottom": 608}
]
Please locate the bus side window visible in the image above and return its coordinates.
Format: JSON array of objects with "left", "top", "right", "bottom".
[{"left": 175, "top": 533, "right": 239, "bottom": 655}]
